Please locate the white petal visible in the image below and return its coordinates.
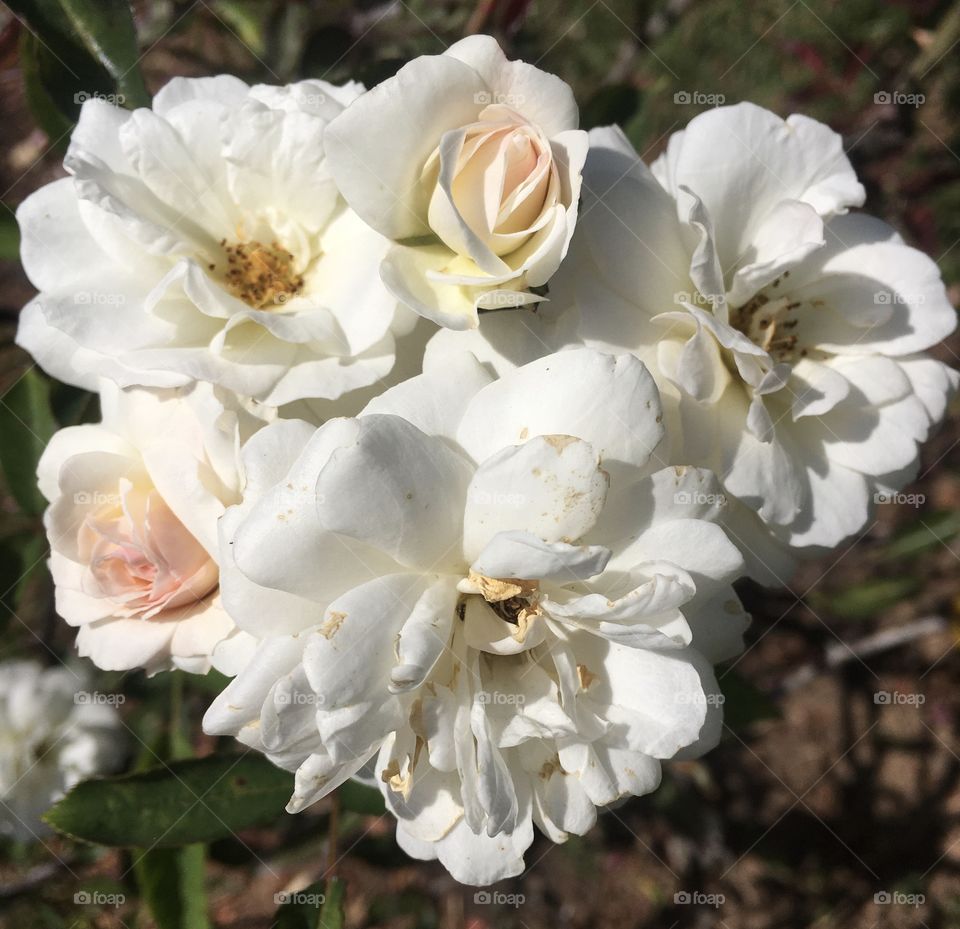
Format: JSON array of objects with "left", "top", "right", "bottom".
[
  {"left": 794, "top": 213, "right": 957, "bottom": 356},
  {"left": 302, "top": 574, "right": 429, "bottom": 711},
  {"left": 563, "top": 741, "right": 661, "bottom": 807},
  {"left": 381, "top": 747, "right": 462, "bottom": 841},
  {"left": 897, "top": 355, "right": 959, "bottom": 426},
  {"left": 726, "top": 199, "right": 825, "bottom": 307},
  {"left": 574, "top": 633, "right": 708, "bottom": 758},
  {"left": 380, "top": 242, "right": 482, "bottom": 330},
  {"left": 76, "top": 617, "right": 176, "bottom": 673},
  {"left": 472, "top": 530, "right": 609, "bottom": 582},
  {"left": 152, "top": 75, "right": 250, "bottom": 115},
  {"left": 532, "top": 759, "right": 596, "bottom": 842},
  {"left": 314, "top": 414, "right": 474, "bottom": 572},
  {"left": 786, "top": 458, "right": 870, "bottom": 549},
  {"left": 445, "top": 35, "right": 579, "bottom": 136},
  {"left": 790, "top": 357, "right": 851, "bottom": 419},
  {"left": 652, "top": 103, "right": 864, "bottom": 271},
  {"left": 590, "top": 465, "right": 729, "bottom": 551},
  {"left": 423, "top": 305, "right": 561, "bottom": 378},
  {"left": 16, "top": 179, "right": 114, "bottom": 292},
  {"left": 433, "top": 804, "right": 534, "bottom": 885},
  {"left": 231, "top": 418, "right": 399, "bottom": 604},
  {"left": 203, "top": 635, "right": 305, "bottom": 736},
  {"left": 288, "top": 749, "right": 375, "bottom": 813},
  {"left": 682, "top": 589, "right": 750, "bottom": 664},
  {"left": 457, "top": 349, "right": 665, "bottom": 475},
  {"left": 611, "top": 518, "right": 743, "bottom": 591},
  {"left": 463, "top": 435, "right": 608, "bottom": 561},
  {"left": 324, "top": 55, "right": 487, "bottom": 238},
  {"left": 362, "top": 351, "right": 492, "bottom": 440},
  {"left": 390, "top": 579, "right": 459, "bottom": 693}
]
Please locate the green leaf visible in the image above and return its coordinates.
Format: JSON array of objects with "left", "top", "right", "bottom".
[
  {"left": 44, "top": 753, "right": 295, "bottom": 847},
  {"left": 336, "top": 779, "right": 385, "bottom": 816},
  {"left": 9, "top": 0, "right": 117, "bottom": 123},
  {"left": 9, "top": 531, "right": 52, "bottom": 633},
  {"left": 212, "top": 0, "right": 269, "bottom": 56},
  {"left": 129, "top": 674, "right": 210, "bottom": 929},
  {"left": 134, "top": 845, "right": 211, "bottom": 929},
  {"left": 0, "top": 206, "right": 20, "bottom": 261},
  {"left": 719, "top": 670, "right": 781, "bottom": 729},
  {"left": 880, "top": 511, "right": 960, "bottom": 561},
  {"left": 56, "top": 0, "right": 150, "bottom": 107},
  {"left": 0, "top": 536, "right": 31, "bottom": 642},
  {"left": 49, "top": 383, "right": 98, "bottom": 427},
  {"left": 319, "top": 878, "right": 345, "bottom": 929},
  {"left": 274, "top": 878, "right": 345, "bottom": 929},
  {"left": 0, "top": 368, "right": 57, "bottom": 515},
  {"left": 18, "top": 29, "right": 76, "bottom": 146},
  {"left": 580, "top": 84, "right": 641, "bottom": 129},
  {"left": 814, "top": 576, "right": 919, "bottom": 621}
]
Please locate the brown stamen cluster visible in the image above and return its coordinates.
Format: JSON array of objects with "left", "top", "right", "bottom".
[
  {"left": 462, "top": 570, "right": 542, "bottom": 641},
  {"left": 213, "top": 239, "right": 304, "bottom": 310},
  {"left": 729, "top": 273, "right": 810, "bottom": 363}
]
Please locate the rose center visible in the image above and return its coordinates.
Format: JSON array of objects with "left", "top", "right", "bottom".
[
  {"left": 79, "top": 493, "right": 219, "bottom": 619},
  {"left": 458, "top": 569, "right": 542, "bottom": 639},
  {"left": 213, "top": 238, "right": 304, "bottom": 310},
  {"left": 729, "top": 274, "right": 814, "bottom": 363}
]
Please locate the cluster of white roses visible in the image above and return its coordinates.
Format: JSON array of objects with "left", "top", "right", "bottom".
[
  {"left": 13, "top": 36, "right": 955, "bottom": 883},
  {"left": 0, "top": 661, "right": 125, "bottom": 841}
]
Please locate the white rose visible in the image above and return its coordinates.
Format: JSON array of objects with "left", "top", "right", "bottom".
[
  {"left": 324, "top": 35, "right": 588, "bottom": 330},
  {"left": 16, "top": 76, "right": 416, "bottom": 406},
  {"left": 484, "top": 105, "right": 956, "bottom": 578},
  {"left": 39, "top": 380, "right": 264, "bottom": 674},
  {"left": 0, "top": 661, "right": 125, "bottom": 842},
  {"left": 204, "top": 348, "right": 748, "bottom": 885}
]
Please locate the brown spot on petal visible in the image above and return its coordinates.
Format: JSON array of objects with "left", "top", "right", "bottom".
[
  {"left": 319, "top": 611, "right": 347, "bottom": 639},
  {"left": 577, "top": 663, "right": 597, "bottom": 691},
  {"left": 538, "top": 756, "right": 563, "bottom": 780},
  {"left": 543, "top": 434, "right": 578, "bottom": 452}
]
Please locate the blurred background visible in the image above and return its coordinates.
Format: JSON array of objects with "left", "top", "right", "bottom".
[{"left": 2, "top": 0, "right": 960, "bottom": 927}]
